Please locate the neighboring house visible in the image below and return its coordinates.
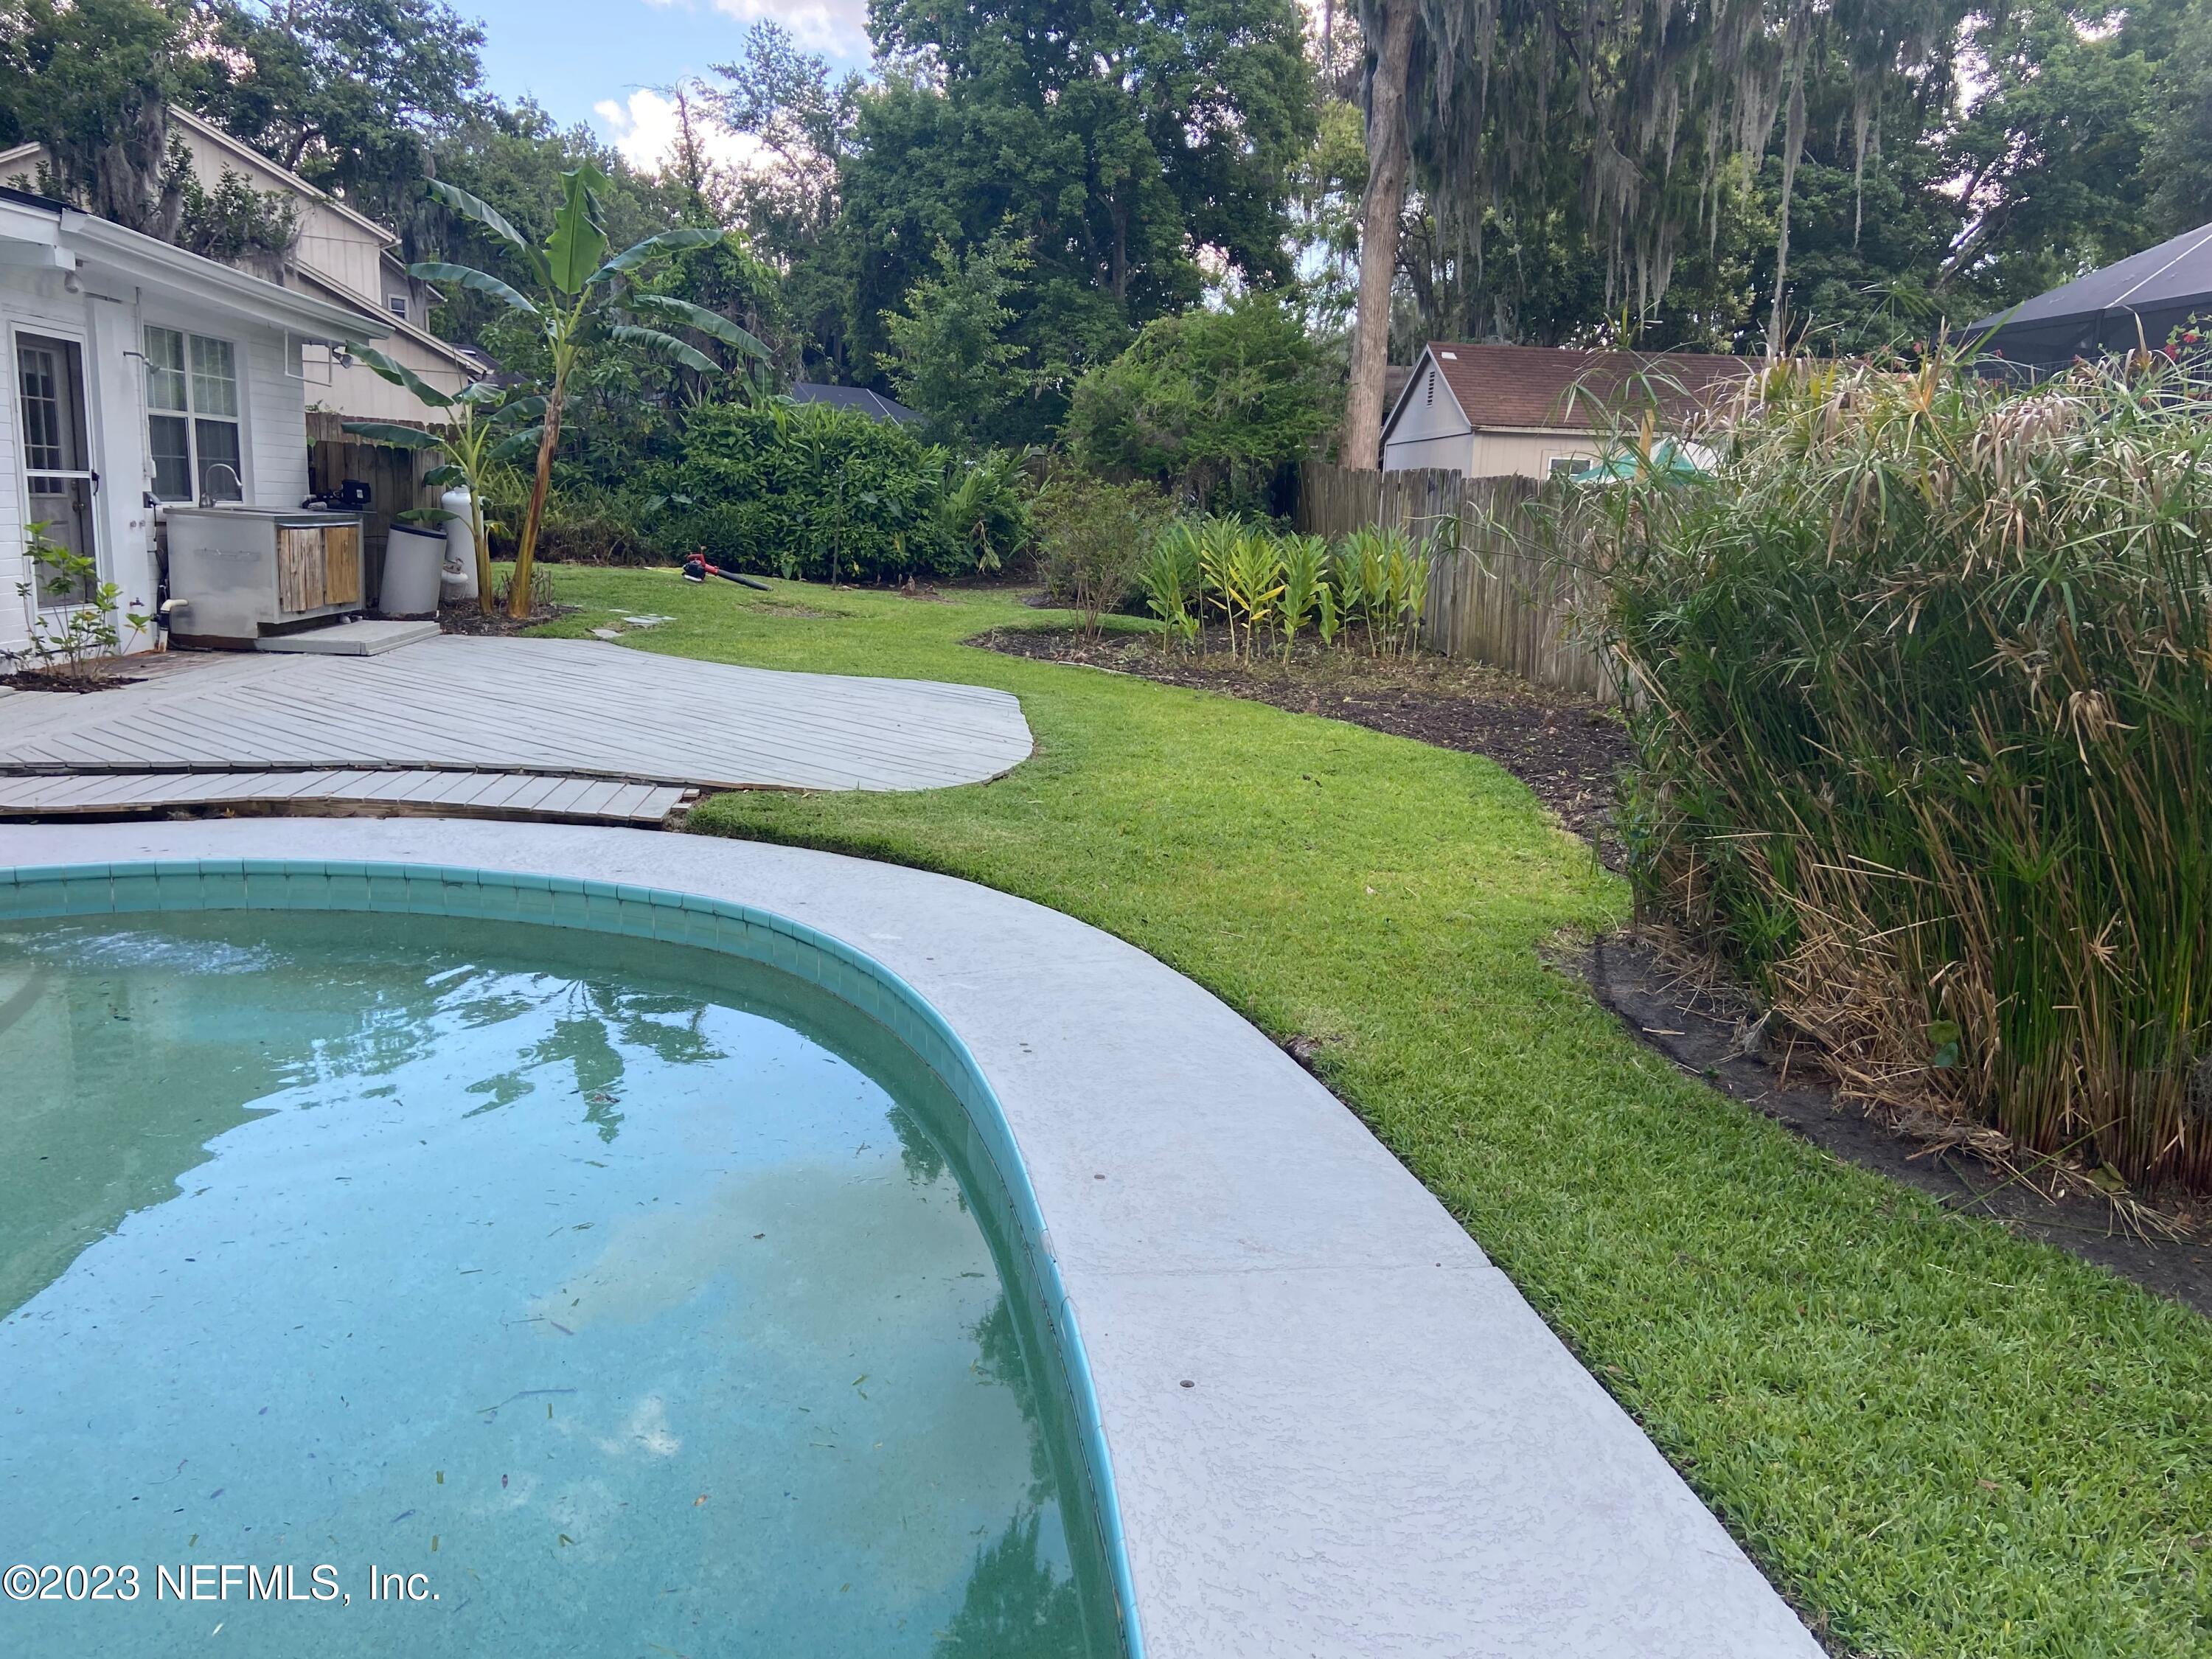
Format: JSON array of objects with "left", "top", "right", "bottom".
[
  {"left": 2, "top": 183, "right": 383, "bottom": 661},
  {"left": 0, "top": 106, "right": 484, "bottom": 427},
  {"left": 787, "top": 383, "right": 923, "bottom": 424},
  {"left": 1382, "top": 342, "right": 1756, "bottom": 479}
]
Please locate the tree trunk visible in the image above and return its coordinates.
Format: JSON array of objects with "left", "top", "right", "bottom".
[
  {"left": 509, "top": 382, "right": 566, "bottom": 620},
  {"left": 1767, "top": 1, "right": 1812, "bottom": 358},
  {"left": 1340, "top": 0, "right": 1416, "bottom": 470},
  {"left": 472, "top": 497, "right": 494, "bottom": 617}
]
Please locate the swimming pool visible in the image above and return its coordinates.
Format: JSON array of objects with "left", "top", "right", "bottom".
[{"left": 0, "top": 873, "right": 1129, "bottom": 1658}]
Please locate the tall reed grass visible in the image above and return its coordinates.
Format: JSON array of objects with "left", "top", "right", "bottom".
[{"left": 1586, "top": 353, "right": 2212, "bottom": 1192}]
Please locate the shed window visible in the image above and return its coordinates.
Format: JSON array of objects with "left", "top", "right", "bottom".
[
  {"left": 145, "top": 326, "right": 243, "bottom": 501},
  {"left": 386, "top": 294, "right": 408, "bottom": 320}
]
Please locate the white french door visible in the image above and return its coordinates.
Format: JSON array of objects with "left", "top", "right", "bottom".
[{"left": 15, "top": 333, "right": 99, "bottom": 608}]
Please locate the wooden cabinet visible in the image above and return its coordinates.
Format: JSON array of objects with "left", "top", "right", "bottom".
[{"left": 276, "top": 523, "right": 363, "bottom": 613}]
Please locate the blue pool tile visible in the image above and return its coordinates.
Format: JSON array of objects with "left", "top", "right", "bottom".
[
  {"left": 322, "top": 870, "right": 373, "bottom": 909},
  {"left": 109, "top": 872, "right": 163, "bottom": 911},
  {"left": 198, "top": 871, "right": 248, "bottom": 908}
]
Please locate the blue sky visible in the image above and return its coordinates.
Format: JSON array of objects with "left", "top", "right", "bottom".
[{"left": 459, "top": 0, "right": 873, "bottom": 167}]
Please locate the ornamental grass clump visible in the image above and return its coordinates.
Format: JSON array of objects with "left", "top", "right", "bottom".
[{"left": 1596, "top": 352, "right": 2212, "bottom": 1192}]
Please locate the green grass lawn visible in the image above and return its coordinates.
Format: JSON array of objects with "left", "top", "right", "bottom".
[{"left": 539, "top": 566, "right": 2211, "bottom": 1658}]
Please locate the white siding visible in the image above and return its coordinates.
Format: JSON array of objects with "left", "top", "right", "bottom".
[
  {"left": 0, "top": 279, "right": 20, "bottom": 657},
  {"left": 1469, "top": 431, "right": 1602, "bottom": 479},
  {"left": 1381, "top": 358, "right": 1472, "bottom": 472},
  {"left": 167, "top": 128, "right": 389, "bottom": 302},
  {"left": 302, "top": 334, "right": 471, "bottom": 424},
  {"left": 245, "top": 329, "right": 309, "bottom": 507}
]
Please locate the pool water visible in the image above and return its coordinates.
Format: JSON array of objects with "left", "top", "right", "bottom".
[{"left": 0, "top": 909, "right": 1121, "bottom": 1658}]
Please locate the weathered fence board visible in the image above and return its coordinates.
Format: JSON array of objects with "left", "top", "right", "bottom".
[
  {"left": 307, "top": 414, "right": 439, "bottom": 611},
  {"left": 1297, "top": 462, "right": 1616, "bottom": 700}
]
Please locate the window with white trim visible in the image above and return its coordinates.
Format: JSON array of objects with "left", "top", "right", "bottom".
[{"left": 144, "top": 326, "right": 243, "bottom": 502}]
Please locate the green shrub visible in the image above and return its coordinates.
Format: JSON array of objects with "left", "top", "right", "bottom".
[
  {"left": 647, "top": 400, "right": 1029, "bottom": 583},
  {"left": 1062, "top": 289, "right": 1338, "bottom": 515},
  {"left": 1034, "top": 469, "right": 1174, "bottom": 637},
  {"left": 1590, "top": 354, "right": 2212, "bottom": 1192}
]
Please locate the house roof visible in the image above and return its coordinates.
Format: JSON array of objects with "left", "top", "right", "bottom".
[
  {"left": 1385, "top": 342, "right": 1759, "bottom": 439},
  {"left": 787, "top": 383, "right": 923, "bottom": 424}
]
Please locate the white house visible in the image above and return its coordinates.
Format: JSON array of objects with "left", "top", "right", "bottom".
[
  {"left": 1, "top": 108, "right": 483, "bottom": 428},
  {"left": 2, "top": 181, "right": 383, "bottom": 661},
  {"left": 1382, "top": 342, "right": 1756, "bottom": 479}
]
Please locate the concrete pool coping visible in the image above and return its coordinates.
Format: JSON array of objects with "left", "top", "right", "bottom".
[{"left": 1, "top": 818, "right": 1823, "bottom": 1659}]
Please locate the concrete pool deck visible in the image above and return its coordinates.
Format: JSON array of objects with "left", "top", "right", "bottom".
[{"left": 1, "top": 817, "right": 1823, "bottom": 1659}]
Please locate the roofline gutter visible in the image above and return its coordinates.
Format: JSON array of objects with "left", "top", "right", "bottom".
[{"left": 60, "top": 210, "right": 387, "bottom": 344}]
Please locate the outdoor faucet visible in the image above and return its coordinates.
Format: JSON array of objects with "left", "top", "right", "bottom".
[{"left": 199, "top": 465, "right": 243, "bottom": 508}]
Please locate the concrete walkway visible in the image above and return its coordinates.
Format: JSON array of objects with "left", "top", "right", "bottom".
[
  {"left": 1, "top": 818, "right": 1823, "bottom": 1659},
  {"left": 0, "top": 634, "right": 1033, "bottom": 821}
]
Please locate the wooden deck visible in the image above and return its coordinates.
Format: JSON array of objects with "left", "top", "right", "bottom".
[{"left": 0, "top": 635, "right": 1032, "bottom": 827}]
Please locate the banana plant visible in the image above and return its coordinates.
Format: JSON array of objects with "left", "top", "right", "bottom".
[
  {"left": 414, "top": 165, "right": 767, "bottom": 616},
  {"left": 342, "top": 344, "right": 543, "bottom": 613}
]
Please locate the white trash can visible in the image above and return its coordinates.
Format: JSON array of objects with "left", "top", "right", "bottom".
[{"left": 379, "top": 523, "right": 446, "bottom": 618}]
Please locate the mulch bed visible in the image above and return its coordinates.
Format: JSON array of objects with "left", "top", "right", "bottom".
[
  {"left": 0, "top": 668, "right": 142, "bottom": 693},
  {"left": 437, "top": 602, "right": 580, "bottom": 636},
  {"left": 980, "top": 625, "right": 1636, "bottom": 860},
  {"left": 1587, "top": 931, "right": 2212, "bottom": 1315}
]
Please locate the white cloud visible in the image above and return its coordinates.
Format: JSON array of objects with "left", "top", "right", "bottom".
[
  {"left": 632, "top": 0, "right": 870, "bottom": 58},
  {"left": 594, "top": 88, "right": 768, "bottom": 176},
  {"left": 706, "top": 0, "right": 872, "bottom": 57}
]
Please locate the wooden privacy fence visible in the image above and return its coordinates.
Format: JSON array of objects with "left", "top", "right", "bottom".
[
  {"left": 1296, "top": 462, "right": 1618, "bottom": 701},
  {"left": 306, "top": 412, "right": 439, "bottom": 608}
]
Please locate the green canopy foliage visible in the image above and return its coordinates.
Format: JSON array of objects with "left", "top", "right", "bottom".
[{"left": 1064, "top": 289, "right": 1340, "bottom": 513}]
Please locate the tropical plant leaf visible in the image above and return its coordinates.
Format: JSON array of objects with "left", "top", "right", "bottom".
[
  {"left": 589, "top": 226, "right": 724, "bottom": 285},
  {"left": 410, "top": 262, "right": 539, "bottom": 314},
  {"left": 340, "top": 420, "right": 442, "bottom": 450},
  {"left": 422, "top": 463, "right": 466, "bottom": 488},
  {"left": 344, "top": 342, "right": 456, "bottom": 408},
  {"left": 546, "top": 164, "right": 611, "bottom": 295},
  {"left": 425, "top": 180, "right": 531, "bottom": 251},
  {"left": 625, "top": 293, "right": 769, "bottom": 359},
  {"left": 490, "top": 394, "right": 547, "bottom": 427},
  {"left": 608, "top": 324, "right": 718, "bottom": 375},
  {"left": 490, "top": 427, "right": 545, "bottom": 462}
]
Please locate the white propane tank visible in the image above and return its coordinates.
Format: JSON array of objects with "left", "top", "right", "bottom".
[{"left": 440, "top": 487, "right": 479, "bottom": 599}]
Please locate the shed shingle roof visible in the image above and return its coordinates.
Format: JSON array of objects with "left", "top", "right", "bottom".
[{"left": 1396, "top": 342, "right": 1758, "bottom": 434}]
